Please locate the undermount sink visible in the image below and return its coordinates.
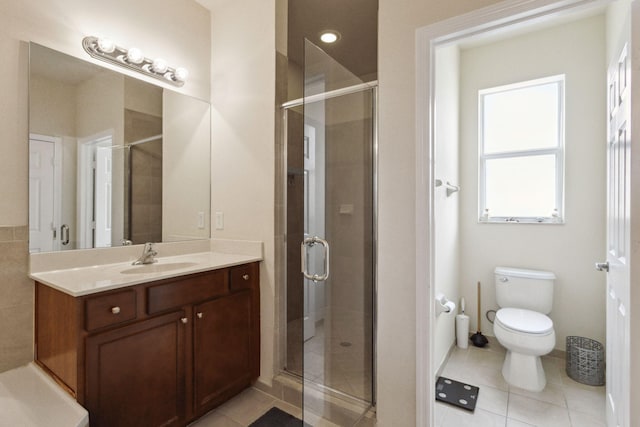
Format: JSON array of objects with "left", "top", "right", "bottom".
[{"left": 120, "top": 262, "right": 198, "bottom": 275}]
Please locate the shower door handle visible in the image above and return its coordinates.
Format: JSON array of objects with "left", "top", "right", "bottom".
[
  {"left": 60, "top": 224, "right": 70, "bottom": 246},
  {"left": 301, "top": 236, "right": 330, "bottom": 282}
]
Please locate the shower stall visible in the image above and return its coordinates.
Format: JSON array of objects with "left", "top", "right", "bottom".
[{"left": 280, "top": 40, "right": 377, "bottom": 425}]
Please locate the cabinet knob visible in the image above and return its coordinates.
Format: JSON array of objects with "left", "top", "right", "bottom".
[
  {"left": 197, "top": 312, "right": 203, "bottom": 319},
  {"left": 181, "top": 317, "right": 188, "bottom": 324},
  {"left": 111, "top": 306, "right": 121, "bottom": 314},
  {"left": 242, "top": 274, "right": 250, "bottom": 281}
]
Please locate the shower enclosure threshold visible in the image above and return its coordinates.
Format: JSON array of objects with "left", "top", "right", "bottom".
[{"left": 273, "top": 372, "right": 374, "bottom": 426}]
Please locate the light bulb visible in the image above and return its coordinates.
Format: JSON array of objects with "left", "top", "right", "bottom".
[
  {"left": 151, "top": 58, "right": 168, "bottom": 74},
  {"left": 319, "top": 31, "right": 340, "bottom": 44},
  {"left": 174, "top": 67, "right": 189, "bottom": 82},
  {"left": 97, "top": 38, "right": 115, "bottom": 54},
  {"left": 126, "top": 47, "right": 144, "bottom": 64}
]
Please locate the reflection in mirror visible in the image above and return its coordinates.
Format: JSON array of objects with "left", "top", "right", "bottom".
[{"left": 28, "top": 43, "right": 211, "bottom": 253}]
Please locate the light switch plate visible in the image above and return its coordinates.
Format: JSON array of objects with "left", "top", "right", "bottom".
[
  {"left": 215, "top": 211, "right": 224, "bottom": 230},
  {"left": 197, "top": 212, "right": 205, "bottom": 229}
]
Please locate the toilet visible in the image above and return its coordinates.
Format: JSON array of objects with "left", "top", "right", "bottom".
[{"left": 493, "top": 266, "right": 556, "bottom": 392}]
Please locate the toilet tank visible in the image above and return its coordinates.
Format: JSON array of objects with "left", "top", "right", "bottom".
[{"left": 495, "top": 267, "right": 556, "bottom": 314}]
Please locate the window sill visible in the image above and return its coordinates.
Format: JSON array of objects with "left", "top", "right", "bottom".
[{"left": 478, "top": 218, "right": 565, "bottom": 225}]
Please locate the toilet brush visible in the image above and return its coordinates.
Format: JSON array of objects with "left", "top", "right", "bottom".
[{"left": 470, "top": 281, "right": 489, "bottom": 347}]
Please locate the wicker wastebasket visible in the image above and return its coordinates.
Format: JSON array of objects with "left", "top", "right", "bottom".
[{"left": 566, "top": 336, "right": 605, "bottom": 386}]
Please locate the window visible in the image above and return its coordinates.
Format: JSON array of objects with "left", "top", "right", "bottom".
[{"left": 479, "top": 75, "right": 564, "bottom": 223}]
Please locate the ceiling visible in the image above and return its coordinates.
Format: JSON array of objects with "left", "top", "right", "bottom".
[{"left": 287, "top": 0, "right": 378, "bottom": 81}]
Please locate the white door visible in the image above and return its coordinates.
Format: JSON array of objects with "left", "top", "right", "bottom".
[
  {"left": 94, "top": 145, "right": 113, "bottom": 248},
  {"left": 29, "top": 139, "right": 56, "bottom": 252},
  {"left": 604, "top": 40, "right": 630, "bottom": 427},
  {"left": 79, "top": 134, "right": 113, "bottom": 248}
]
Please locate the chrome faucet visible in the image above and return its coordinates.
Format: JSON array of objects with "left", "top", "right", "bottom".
[{"left": 132, "top": 242, "right": 158, "bottom": 265}]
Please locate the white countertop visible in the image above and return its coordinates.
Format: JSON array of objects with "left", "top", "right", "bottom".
[{"left": 30, "top": 251, "right": 262, "bottom": 297}]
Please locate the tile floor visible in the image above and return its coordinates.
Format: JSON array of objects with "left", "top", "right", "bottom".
[
  {"left": 436, "top": 344, "right": 606, "bottom": 427},
  {"left": 190, "top": 341, "right": 605, "bottom": 427},
  {"left": 188, "top": 387, "right": 305, "bottom": 427},
  {"left": 188, "top": 386, "right": 376, "bottom": 427}
]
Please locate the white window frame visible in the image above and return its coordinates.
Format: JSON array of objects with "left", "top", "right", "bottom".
[{"left": 478, "top": 75, "right": 565, "bottom": 224}]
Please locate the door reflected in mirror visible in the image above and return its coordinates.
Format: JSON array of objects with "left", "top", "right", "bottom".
[{"left": 28, "top": 43, "right": 211, "bottom": 252}]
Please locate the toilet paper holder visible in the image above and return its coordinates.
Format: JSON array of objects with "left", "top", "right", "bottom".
[{"left": 435, "top": 293, "right": 456, "bottom": 316}]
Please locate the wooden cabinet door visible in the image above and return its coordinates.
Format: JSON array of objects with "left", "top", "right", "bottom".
[
  {"left": 86, "top": 311, "right": 187, "bottom": 427},
  {"left": 193, "top": 291, "right": 252, "bottom": 414}
]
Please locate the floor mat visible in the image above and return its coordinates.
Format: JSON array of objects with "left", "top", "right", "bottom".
[
  {"left": 435, "top": 376, "right": 480, "bottom": 412},
  {"left": 249, "top": 407, "right": 310, "bottom": 427}
]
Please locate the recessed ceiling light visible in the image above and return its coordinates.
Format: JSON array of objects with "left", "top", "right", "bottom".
[{"left": 319, "top": 30, "right": 341, "bottom": 44}]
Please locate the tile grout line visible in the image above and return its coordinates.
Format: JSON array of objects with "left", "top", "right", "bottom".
[
  {"left": 561, "top": 373, "right": 574, "bottom": 427},
  {"left": 439, "top": 347, "right": 605, "bottom": 427},
  {"left": 505, "top": 384, "right": 511, "bottom": 427}
]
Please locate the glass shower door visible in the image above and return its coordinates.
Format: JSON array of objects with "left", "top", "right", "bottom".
[{"left": 297, "top": 39, "right": 375, "bottom": 426}]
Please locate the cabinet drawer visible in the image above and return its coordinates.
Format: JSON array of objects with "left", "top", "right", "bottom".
[
  {"left": 147, "top": 270, "right": 228, "bottom": 314},
  {"left": 85, "top": 290, "right": 137, "bottom": 331},
  {"left": 229, "top": 263, "right": 258, "bottom": 292}
]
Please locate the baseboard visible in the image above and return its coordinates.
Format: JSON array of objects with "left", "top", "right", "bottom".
[{"left": 435, "top": 341, "right": 455, "bottom": 378}]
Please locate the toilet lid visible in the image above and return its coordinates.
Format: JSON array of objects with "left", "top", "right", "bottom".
[{"left": 496, "top": 308, "right": 553, "bottom": 334}]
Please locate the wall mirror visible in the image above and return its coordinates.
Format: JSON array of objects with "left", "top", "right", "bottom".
[{"left": 28, "top": 43, "right": 211, "bottom": 253}]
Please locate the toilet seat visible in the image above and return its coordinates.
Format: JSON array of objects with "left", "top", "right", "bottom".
[{"left": 495, "top": 308, "right": 553, "bottom": 335}]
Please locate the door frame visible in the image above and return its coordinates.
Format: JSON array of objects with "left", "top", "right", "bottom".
[
  {"left": 78, "top": 130, "right": 114, "bottom": 249},
  {"left": 415, "top": 0, "right": 638, "bottom": 425}
]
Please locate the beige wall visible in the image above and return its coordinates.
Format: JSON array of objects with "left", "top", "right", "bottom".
[
  {"left": 459, "top": 15, "right": 607, "bottom": 351},
  {"left": 0, "top": 0, "right": 210, "bottom": 372},
  {"left": 377, "top": 0, "right": 501, "bottom": 424},
  {"left": 0, "top": 37, "right": 29, "bottom": 227},
  {"left": 163, "top": 90, "right": 211, "bottom": 241},
  {"left": 206, "top": 0, "right": 277, "bottom": 385},
  {"left": 0, "top": 227, "right": 31, "bottom": 372},
  {"left": 30, "top": 76, "right": 77, "bottom": 137},
  {"left": 124, "top": 78, "right": 163, "bottom": 117},
  {"left": 433, "top": 44, "right": 461, "bottom": 372},
  {"left": 0, "top": 0, "right": 210, "bottom": 101}
]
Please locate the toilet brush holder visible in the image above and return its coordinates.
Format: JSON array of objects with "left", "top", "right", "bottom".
[{"left": 456, "top": 313, "right": 469, "bottom": 349}]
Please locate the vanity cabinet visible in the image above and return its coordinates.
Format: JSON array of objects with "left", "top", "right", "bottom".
[
  {"left": 35, "top": 262, "right": 260, "bottom": 427},
  {"left": 194, "top": 291, "right": 251, "bottom": 413},
  {"left": 85, "top": 310, "right": 187, "bottom": 427}
]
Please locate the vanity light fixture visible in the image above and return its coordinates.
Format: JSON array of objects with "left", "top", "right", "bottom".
[
  {"left": 125, "top": 47, "right": 144, "bottom": 64},
  {"left": 96, "top": 37, "right": 116, "bottom": 54},
  {"left": 151, "top": 58, "right": 168, "bottom": 74},
  {"left": 319, "top": 30, "right": 341, "bottom": 44},
  {"left": 82, "top": 36, "right": 188, "bottom": 87}
]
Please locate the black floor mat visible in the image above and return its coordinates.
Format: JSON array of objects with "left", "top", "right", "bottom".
[
  {"left": 435, "top": 376, "right": 480, "bottom": 411},
  {"left": 249, "top": 407, "right": 310, "bottom": 427}
]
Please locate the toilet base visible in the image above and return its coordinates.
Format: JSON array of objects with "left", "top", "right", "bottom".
[{"left": 502, "top": 350, "right": 547, "bottom": 392}]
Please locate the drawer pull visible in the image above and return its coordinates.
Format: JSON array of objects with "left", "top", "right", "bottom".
[
  {"left": 111, "top": 306, "right": 121, "bottom": 314},
  {"left": 181, "top": 317, "right": 188, "bottom": 324},
  {"left": 242, "top": 274, "right": 250, "bottom": 281},
  {"left": 197, "top": 312, "right": 203, "bottom": 319}
]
